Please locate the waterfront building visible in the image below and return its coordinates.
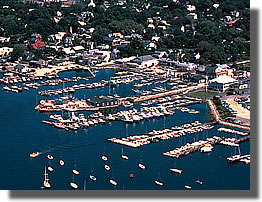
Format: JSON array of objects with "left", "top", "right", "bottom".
[{"left": 208, "top": 75, "right": 238, "bottom": 92}]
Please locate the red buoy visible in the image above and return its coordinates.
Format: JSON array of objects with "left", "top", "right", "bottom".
[{"left": 130, "top": 173, "right": 134, "bottom": 178}]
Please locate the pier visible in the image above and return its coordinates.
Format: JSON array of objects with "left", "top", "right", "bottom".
[{"left": 133, "top": 83, "right": 206, "bottom": 103}]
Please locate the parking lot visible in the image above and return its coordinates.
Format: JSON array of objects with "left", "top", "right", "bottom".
[{"left": 222, "top": 95, "right": 250, "bottom": 126}]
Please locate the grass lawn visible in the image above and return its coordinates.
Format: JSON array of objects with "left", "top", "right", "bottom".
[{"left": 187, "top": 90, "right": 219, "bottom": 99}]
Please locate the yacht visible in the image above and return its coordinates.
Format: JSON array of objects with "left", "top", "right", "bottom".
[
  {"left": 184, "top": 185, "right": 192, "bottom": 189},
  {"left": 170, "top": 168, "right": 182, "bottom": 174}
]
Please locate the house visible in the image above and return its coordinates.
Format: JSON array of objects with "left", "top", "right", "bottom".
[
  {"left": 0, "top": 47, "right": 13, "bottom": 56},
  {"left": 129, "top": 55, "right": 158, "bottom": 69},
  {"left": 104, "top": 37, "right": 122, "bottom": 47},
  {"left": 208, "top": 75, "right": 238, "bottom": 92},
  {"left": 113, "top": 33, "right": 124, "bottom": 38},
  {"left": 144, "top": 41, "right": 157, "bottom": 50},
  {"left": 29, "top": 60, "right": 48, "bottom": 68},
  {"left": 205, "top": 65, "right": 232, "bottom": 79}
]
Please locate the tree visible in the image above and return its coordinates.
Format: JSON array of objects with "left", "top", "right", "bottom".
[{"left": 12, "top": 44, "right": 26, "bottom": 60}]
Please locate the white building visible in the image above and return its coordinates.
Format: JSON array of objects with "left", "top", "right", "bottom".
[
  {"left": 0, "top": 47, "right": 13, "bottom": 56},
  {"left": 208, "top": 75, "right": 238, "bottom": 92}
]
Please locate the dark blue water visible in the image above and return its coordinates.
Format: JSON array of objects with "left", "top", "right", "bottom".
[{"left": 0, "top": 69, "right": 250, "bottom": 190}]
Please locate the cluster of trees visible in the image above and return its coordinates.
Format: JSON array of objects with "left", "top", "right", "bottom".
[{"left": 0, "top": 0, "right": 250, "bottom": 66}]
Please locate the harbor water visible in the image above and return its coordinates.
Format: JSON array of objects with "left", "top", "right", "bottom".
[{"left": 0, "top": 69, "right": 250, "bottom": 190}]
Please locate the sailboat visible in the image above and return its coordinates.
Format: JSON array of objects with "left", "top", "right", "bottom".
[
  {"left": 154, "top": 180, "right": 164, "bottom": 186},
  {"left": 104, "top": 164, "right": 111, "bottom": 171},
  {"left": 43, "top": 167, "right": 51, "bottom": 189},
  {"left": 89, "top": 175, "right": 97, "bottom": 181},
  {"left": 109, "top": 179, "right": 117, "bottom": 186},
  {"left": 70, "top": 174, "right": 78, "bottom": 189},
  {"left": 154, "top": 172, "right": 164, "bottom": 186},
  {"left": 121, "top": 147, "right": 129, "bottom": 160},
  {"left": 59, "top": 159, "right": 65, "bottom": 166}
]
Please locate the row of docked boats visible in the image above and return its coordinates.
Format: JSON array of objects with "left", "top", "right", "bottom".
[
  {"left": 108, "top": 121, "right": 215, "bottom": 148},
  {"left": 163, "top": 136, "right": 223, "bottom": 158},
  {"left": 217, "top": 127, "right": 249, "bottom": 136}
]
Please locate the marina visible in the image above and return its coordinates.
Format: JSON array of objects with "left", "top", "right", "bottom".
[{"left": 0, "top": 68, "right": 250, "bottom": 190}]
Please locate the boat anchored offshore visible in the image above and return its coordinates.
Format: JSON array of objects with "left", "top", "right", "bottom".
[
  {"left": 102, "top": 155, "right": 108, "bottom": 161},
  {"left": 89, "top": 175, "right": 97, "bottom": 181},
  {"left": 109, "top": 179, "right": 117, "bottom": 186},
  {"left": 104, "top": 164, "right": 111, "bottom": 171},
  {"left": 43, "top": 167, "right": 51, "bottom": 189},
  {"left": 48, "top": 166, "right": 54, "bottom": 172},
  {"left": 184, "top": 185, "right": 192, "bottom": 189},
  {"left": 196, "top": 179, "right": 203, "bottom": 185},
  {"left": 30, "top": 152, "right": 40, "bottom": 158},
  {"left": 72, "top": 169, "right": 80, "bottom": 175},
  {"left": 138, "top": 163, "right": 146, "bottom": 170},
  {"left": 170, "top": 168, "right": 182, "bottom": 174},
  {"left": 154, "top": 180, "right": 164, "bottom": 186},
  {"left": 59, "top": 160, "right": 65, "bottom": 166},
  {"left": 47, "top": 154, "right": 54, "bottom": 160}
]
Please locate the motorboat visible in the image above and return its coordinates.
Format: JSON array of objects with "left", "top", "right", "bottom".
[
  {"left": 59, "top": 160, "right": 65, "bottom": 166},
  {"left": 184, "top": 185, "right": 192, "bottom": 189},
  {"left": 30, "top": 152, "right": 40, "bottom": 158},
  {"left": 47, "top": 154, "right": 54, "bottom": 160},
  {"left": 72, "top": 169, "right": 80, "bottom": 175},
  {"left": 70, "top": 182, "right": 78, "bottom": 189},
  {"left": 89, "top": 175, "right": 97, "bottom": 181},
  {"left": 48, "top": 166, "right": 54, "bottom": 172},
  {"left": 196, "top": 180, "right": 203, "bottom": 185},
  {"left": 138, "top": 163, "right": 146, "bottom": 170},
  {"left": 104, "top": 164, "right": 111, "bottom": 171},
  {"left": 170, "top": 168, "right": 182, "bottom": 174},
  {"left": 102, "top": 155, "right": 108, "bottom": 161},
  {"left": 154, "top": 180, "right": 164, "bottom": 186}
]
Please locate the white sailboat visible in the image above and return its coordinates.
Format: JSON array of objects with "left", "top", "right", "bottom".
[
  {"left": 121, "top": 148, "right": 128, "bottom": 160},
  {"left": 70, "top": 174, "right": 78, "bottom": 189}
]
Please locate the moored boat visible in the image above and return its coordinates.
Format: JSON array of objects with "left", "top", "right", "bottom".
[
  {"left": 70, "top": 182, "right": 78, "bottom": 189},
  {"left": 184, "top": 185, "right": 192, "bottom": 189},
  {"left": 102, "top": 155, "right": 108, "bottom": 161},
  {"left": 72, "top": 169, "right": 80, "bottom": 175},
  {"left": 104, "top": 164, "right": 111, "bottom": 171},
  {"left": 170, "top": 168, "right": 182, "bottom": 174},
  {"left": 30, "top": 152, "right": 40, "bottom": 158},
  {"left": 138, "top": 163, "right": 146, "bottom": 170},
  {"left": 59, "top": 160, "right": 65, "bottom": 166},
  {"left": 109, "top": 179, "right": 117, "bottom": 186},
  {"left": 89, "top": 175, "right": 97, "bottom": 181},
  {"left": 154, "top": 180, "right": 164, "bottom": 186}
]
